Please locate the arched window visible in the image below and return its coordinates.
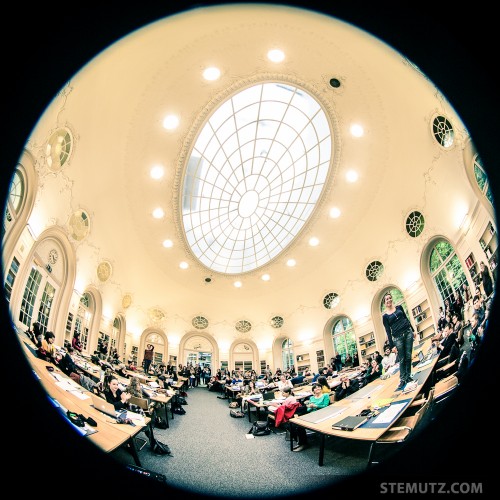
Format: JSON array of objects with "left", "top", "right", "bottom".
[
  {"left": 331, "top": 317, "right": 357, "bottom": 361},
  {"left": 281, "top": 338, "right": 294, "bottom": 371},
  {"left": 74, "top": 293, "right": 92, "bottom": 351},
  {"left": 473, "top": 154, "right": 494, "bottom": 207},
  {"left": 3, "top": 169, "right": 24, "bottom": 234},
  {"left": 429, "top": 240, "right": 467, "bottom": 306}
]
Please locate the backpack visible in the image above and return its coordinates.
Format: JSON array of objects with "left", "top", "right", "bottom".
[
  {"left": 173, "top": 406, "right": 186, "bottom": 415},
  {"left": 229, "top": 409, "right": 245, "bottom": 418},
  {"left": 228, "top": 401, "right": 239, "bottom": 408},
  {"left": 154, "top": 415, "right": 168, "bottom": 429},
  {"left": 151, "top": 438, "right": 172, "bottom": 456},
  {"left": 248, "top": 420, "right": 270, "bottom": 436}
]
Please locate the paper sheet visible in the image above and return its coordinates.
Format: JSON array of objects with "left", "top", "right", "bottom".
[{"left": 371, "top": 401, "right": 407, "bottom": 424}]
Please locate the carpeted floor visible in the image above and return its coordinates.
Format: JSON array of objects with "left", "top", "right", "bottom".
[{"left": 111, "top": 385, "right": 370, "bottom": 498}]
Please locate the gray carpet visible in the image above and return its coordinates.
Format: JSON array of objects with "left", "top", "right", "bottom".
[{"left": 112, "top": 385, "right": 369, "bottom": 498}]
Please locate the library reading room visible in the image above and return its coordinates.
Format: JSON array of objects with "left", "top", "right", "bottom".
[{"left": 2, "top": 1, "right": 498, "bottom": 498}]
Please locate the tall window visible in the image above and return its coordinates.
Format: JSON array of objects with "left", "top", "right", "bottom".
[
  {"left": 331, "top": 317, "right": 357, "bottom": 361},
  {"left": 37, "top": 282, "right": 55, "bottom": 333},
  {"left": 473, "top": 154, "right": 494, "bottom": 207},
  {"left": 429, "top": 240, "right": 467, "bottom": 307},
  {"left": 75, "top": 293, "right": 91, "bottom": 351},
  {"left": 281, "top": 338, "right": 294, "bottom": 370},
  {"left": 19, "top": 267, "right": 42, "bottom": 329},
  {"left": 4, "top": 256, "right": 20, "bottom": 303}
]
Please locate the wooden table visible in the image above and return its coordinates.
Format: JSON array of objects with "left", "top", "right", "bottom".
[
  {"left": 289, "top": 351, "right": 440, "bottom": 465},
  {"left": 20, "top": 341, "right": 150, "bottom": 466}
]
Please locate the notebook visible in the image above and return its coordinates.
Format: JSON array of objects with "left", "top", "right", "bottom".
[
  {"left": 90, "top": 393, "right": 122, "bottom": 418},
  {"left": 332, "top": 415, "right": 368, "bottom": 431}
]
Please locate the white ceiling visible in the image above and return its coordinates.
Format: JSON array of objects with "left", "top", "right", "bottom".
[{"left": 19, "top": 4, "right": 482, "bottom": 346}]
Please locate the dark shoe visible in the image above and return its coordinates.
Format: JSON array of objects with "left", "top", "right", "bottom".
[
  {"left": 293, "top": 444, "right": 307, "bottom": 452},
  {"left": 395, "top": 382, "right": 405, "bottom": 391}
]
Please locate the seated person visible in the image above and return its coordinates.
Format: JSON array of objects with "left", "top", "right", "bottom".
[
  {"left": 267, "top": 385, "right": 296, "bottom": 412},
  {"left": 38, "top": 331, "right": 58, "bottom": 362},
  {"left": 126, "top": 376, "right": 147, "bottom": 398},
  {"left": 293, "top": 384, "right": 330, "bottom": 452},
  {"left": 115, "top": 362, "right": 128, "bottom": 378},
  {"left": 103, "top": 375, "right": 131, "bottom": 410},
  {"left": 437, "top": 323, "right": 457, "bottom": 361},
  {"left": 277, "top": 375, "right": 293, "bottom": 392},
  {"left": 58, "top": 345, "right": 97, "bottom": 392},
  {"left": 381, "top": 346, "right": 397, "bottom": 373},
  {"left": 343, "top": 354, "right": 353, "bottom": 368},
  {"left": 361, "top": 359, "right": 383, "bottom": 386},
  {"left": 335, "top": 374, "right": 359, "bottom": 401},
  {"left": 316, "top": 375, "right": 331, "bottom": 394}
]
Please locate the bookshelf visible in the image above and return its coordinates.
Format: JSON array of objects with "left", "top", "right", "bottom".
[
  {"left": 260, "top": 360, "right": 266, "bottom": 374},
  {"left": 411, "top": 298, "right": 435, "bottom": 341},
  {"left": 479, "top": 221, "right": 498, "bottom": 281},
  {"left": 465, "top": 252, "right": 480, "bottom": 286},
  {"left": 296, "top": 352, "right": 311, "bottom": 375},
  {"left": 316, "top": 349, "right": 325, "bottom": 369},
  {"left": 358, "top": 332, "right": 376, "bottom": 362}
]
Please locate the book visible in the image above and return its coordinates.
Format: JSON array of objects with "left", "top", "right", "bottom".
[{"left": 332, "top": 415, "right": 368, "bottom": 431}]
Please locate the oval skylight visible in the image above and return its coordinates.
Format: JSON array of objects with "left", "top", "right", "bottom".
[{"left": 182, "top": 82, "right": 332, "bottom": 274}]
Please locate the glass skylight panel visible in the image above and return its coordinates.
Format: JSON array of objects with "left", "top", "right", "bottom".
[{"left": 182, "top": 82, "right": 332, "bottom": 274}]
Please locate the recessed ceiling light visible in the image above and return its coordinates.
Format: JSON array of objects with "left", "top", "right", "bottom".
[
  {"left": 286, "top": 259, "right": 296, "bottom": 267},
  {"left": 329, "top": 207, "right": 341, "bottom": 218},
  {"left": 163, "top": 114, "right": 179, "bottom": 130},
  {"left": 150, "top": 165, "right": 164, "bottom": 179},
  {"left": 163, "top": 239, "right": 173, "bottom": 248},
  {"left": 350, "top": 123, "right": 364, "bottom": 137},
  {"left": 179, "top": 261, "right": 189, "bottom": 269},
  {"left": 203, "top": 67, "right": 221, "bottom": 81},
  {"left": 346, "top": 170, "right": 358, "bottom": 183},
  {"left": 152, "top": 207, "right": 165, "bottom": 219},
  {"left": 309, "top": 237, "right": 319, "bottom": 247},
  {"left": 267, "top": 49, "right": 285, "bottom": 63},
  {"left": 261, "top": 274, "right": 270, "bottom": 281},
  {"left": 234, "top": 281, "right": 242, "bottom": 288}
]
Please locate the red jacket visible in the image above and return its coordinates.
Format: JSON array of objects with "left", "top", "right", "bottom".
[{"left": 274, "top": 401, "right": 301, "bottom": 427}]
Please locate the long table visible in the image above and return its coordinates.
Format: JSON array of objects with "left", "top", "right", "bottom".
[
  {"left": 20, "top": 340, "right": 150, "bottom": 466},
  {"left": 289, "top": 350, "right": 440, "bottom": 465}
]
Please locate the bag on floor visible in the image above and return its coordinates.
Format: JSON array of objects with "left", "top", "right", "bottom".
[
  {"left": 177, "top": 396, "right": 188, "bottom": 405},
  {"left": 154, "top": 415, "right": 168, "bottom": 429},
  {"left": 248, "top": 420, "right": 270, "bottom": 436},
  {"left": 230, "top": 409, "right": 245, "bottom": 418},
  {"left": 151, "top": 438, "right": 172, "bottom": 456},
  {"left": 173, "top": 406, "right": 186, "bottom": 415},
  {"left": 228, "top": 401, "right": 239, "bottom": 408}
]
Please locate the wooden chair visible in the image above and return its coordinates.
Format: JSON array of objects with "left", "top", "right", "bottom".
[
  {"left": 366, "top": 388, "right": 435, "bottom": 467},
  {"left": 129, "top": 396, "right": 155, "bottom": 450},
  {"left": 433, "top": 374, "right": 459, "bottom": 407}
]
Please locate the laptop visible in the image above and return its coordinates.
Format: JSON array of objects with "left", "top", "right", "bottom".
[
  {"left": 263, "top": 391, "right": 276, "bottom": 401},
  {"left": 90, "top": 393, "right": 123, "bottom": 418},
  {"left": 412, "top": 350, "right": 425, "bottom": 367}
]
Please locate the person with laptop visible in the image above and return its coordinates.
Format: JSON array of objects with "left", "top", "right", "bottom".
[{"left": 103, "top": 375, "right": 131, "bottom": 410}]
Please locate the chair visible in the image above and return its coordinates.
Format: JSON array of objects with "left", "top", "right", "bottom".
[
  {"left": 433, "top": 374, "right": 459, "bottom": 408},
  {"left": 366, "top": 388, "right": 434, "bottom": 467},
  {"left": 129, "top": 396, "right": 155, "bottom": 450},
  {"left": 267, "top": 402, "right": 300, "bottom": 433}
]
